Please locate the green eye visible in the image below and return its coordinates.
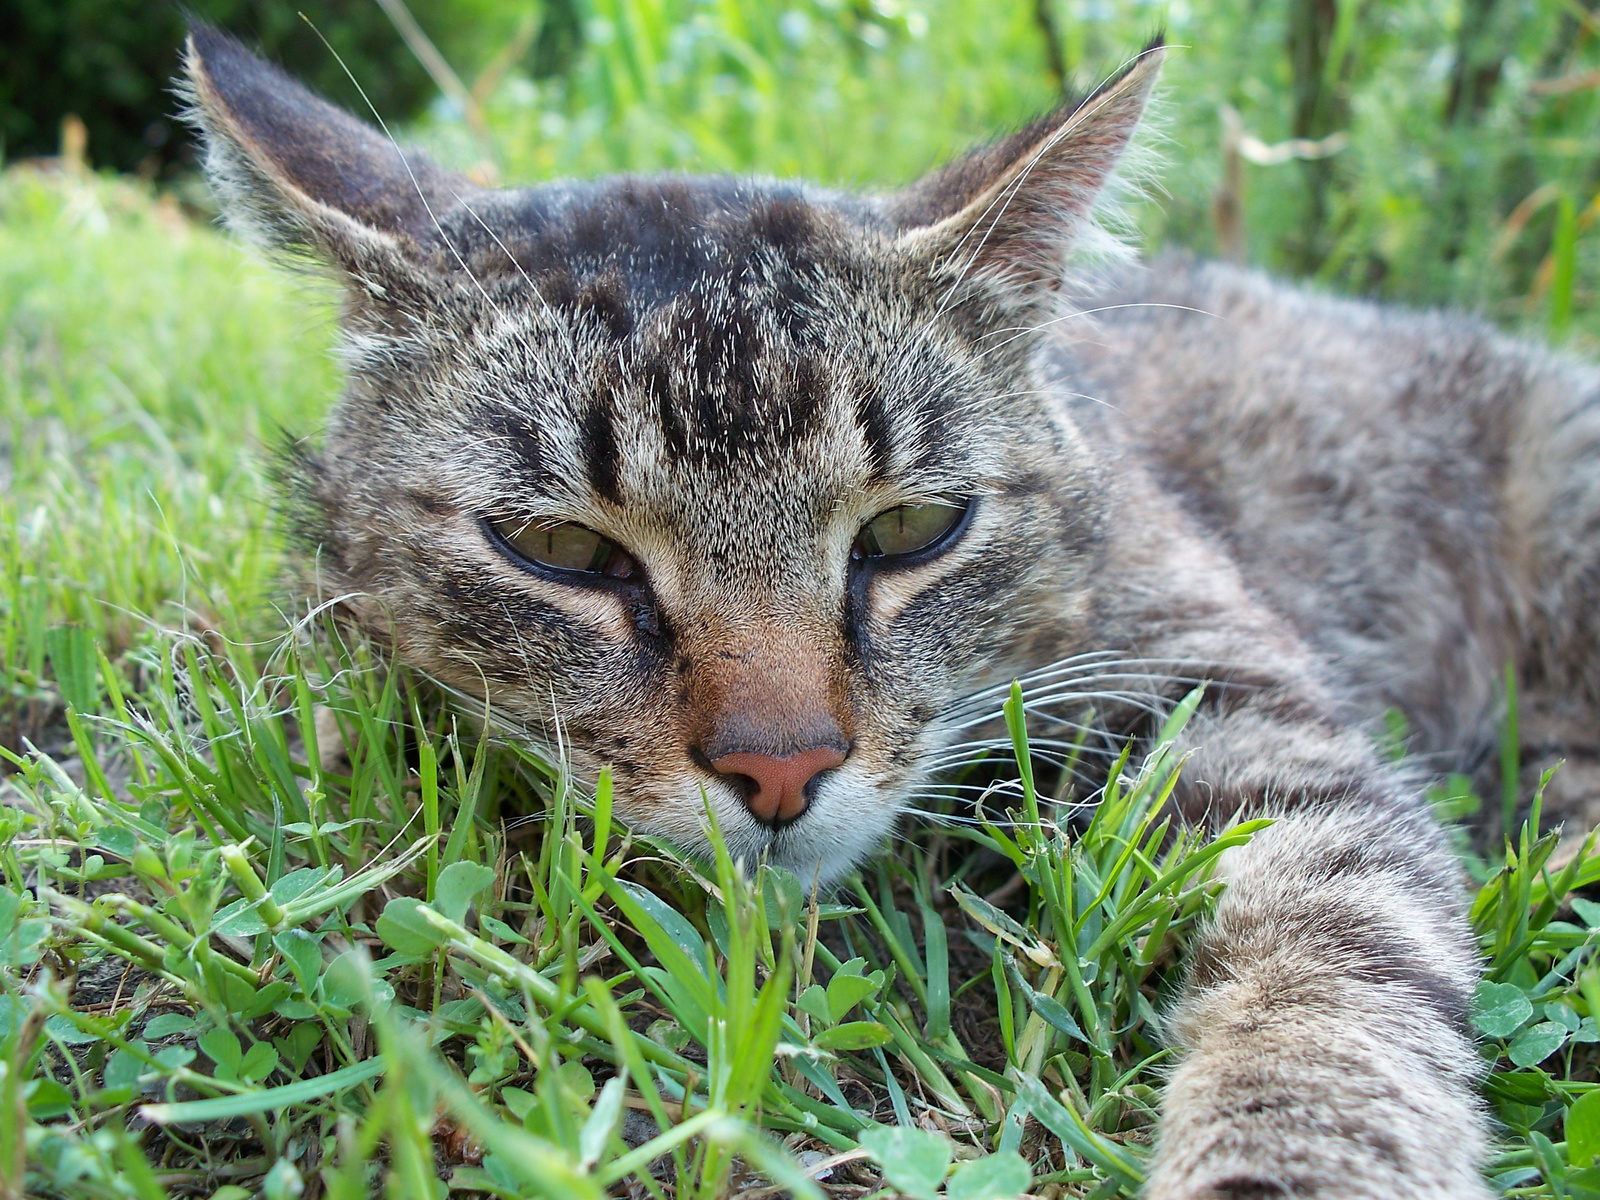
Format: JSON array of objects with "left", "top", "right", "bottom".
[
  {"left": 489, "top": 517, "right": 639, "bottom": 580},
  {"left": 854, "top": 499, "right": 969, "bottom": 560}
]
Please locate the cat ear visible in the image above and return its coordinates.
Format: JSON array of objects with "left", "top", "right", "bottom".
[
  {"left": 890, "top": 40, "right": 1163, "bottom": 309},
  {"left": 181, "top": 22, "right": 468, "bottom": 278}
]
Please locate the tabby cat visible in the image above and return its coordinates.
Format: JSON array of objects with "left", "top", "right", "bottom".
[{"left": 183, "top": 22, "right": 1600, "bottom": 1196}]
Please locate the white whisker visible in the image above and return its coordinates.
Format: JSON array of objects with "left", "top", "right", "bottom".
[
  {"left": 301, "top": 18, "right": 505, "bottom": 323},
  {"left": 975, "top": 301, "right": 1222, "bottom": 361},
  {"left": 448, "top": 189, "right": 586, "bottom": 378}
]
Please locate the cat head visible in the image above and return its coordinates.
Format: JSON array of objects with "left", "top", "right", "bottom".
[{"left": 182, "top": 25, "right": 1160, "bottom": 884}]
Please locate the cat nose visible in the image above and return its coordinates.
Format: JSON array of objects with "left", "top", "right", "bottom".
[{"left": 709, "top": 746, "right": 846, "bottom": 826}]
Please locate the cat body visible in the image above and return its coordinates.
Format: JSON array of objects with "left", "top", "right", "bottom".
[
  {"left": 1069, "top": 260, "right": 1600, "bottom": 768},
  {"left": 182, "top": 24, "right": 1600, "bottom": 1195},
  {"left": 1051, "top": 261, "right": 1600, "bottom": 1195}
]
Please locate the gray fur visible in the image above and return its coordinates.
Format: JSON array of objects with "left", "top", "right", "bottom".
[{"left": 175, "top": 24, "right": 1600, "bottom": 1195}]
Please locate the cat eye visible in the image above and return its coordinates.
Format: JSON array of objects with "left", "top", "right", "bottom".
[
  {"left": 487, "top": 516, "right": 639, "bottom": 581},
  {"left": 854, "top": 498, "right": 970, "bottom": 561}
]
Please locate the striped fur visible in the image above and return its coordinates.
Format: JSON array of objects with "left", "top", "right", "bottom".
[{"left": 176, "top": 25, "right": 1600, "bottom": 1195}]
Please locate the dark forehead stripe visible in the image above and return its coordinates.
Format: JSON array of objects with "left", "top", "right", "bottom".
[
  {"left": 538, "top": 265, "right": 635, "bottom": 342},
  {"left": 630, "top": 286, "right": 834, "bottom": 469},
  {"left": 647, "top": 358, "right": 690, "bottom": 463},
  {"left": 854, "top": 379, "right": 895, "bottom": 481},
  {"left": 580, "top": 393, "right": 623, "bottom": 504},
  {"left": 479, "top": 180, "right": 857, "bottom": 478},
  {"left": 483, "top": 411, "right": 548, "bottom": 490},
  {"left": 746, "top": 193, "right": 823, "bottom": 253},
  {"left": 468, "top": 177, "right": 834, "bottom": 311},
  {"left": 903, "top": 371, "right": 962, "bottom": 474},
  {"left": 467, "top": 177, "right": 726, "bottom": 293},
  {"left": 471, "top": 179, "right": 937, "bottom": 491}
]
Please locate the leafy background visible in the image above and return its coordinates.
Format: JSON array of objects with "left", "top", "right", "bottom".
[{"left": 6, "top": 0, "right": 1600, "bottom": 1197}]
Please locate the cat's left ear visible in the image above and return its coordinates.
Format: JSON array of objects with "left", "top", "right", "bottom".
[{"left": 890, "top": 40, "right": 1163, "bottom": 310}]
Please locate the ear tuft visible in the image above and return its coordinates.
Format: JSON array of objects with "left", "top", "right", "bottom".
[
  {"left": 181, "top": 22, "right": 467, "bottom": 265},
  {"left": 891, "top": 38, "right": 1164, "bottom": 308}
]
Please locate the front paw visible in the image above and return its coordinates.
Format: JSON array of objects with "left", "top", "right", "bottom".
[
  {"left": 1148, "top": 1182, "right": 1312, "bottom": 1200},
  {"left": 1143, "top": 1028, "right": 1494, "bottom": 1199}
]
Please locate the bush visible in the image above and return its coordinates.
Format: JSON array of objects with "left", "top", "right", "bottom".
[
  {"left": 406, "top": 0, "right": 1600, "bottom": 343},
  {"left": 0, "top": 0, "right": 550, "bottom": 174}
]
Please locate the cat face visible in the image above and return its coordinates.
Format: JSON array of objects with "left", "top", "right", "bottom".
[{"left": 184, "top": 25, "right": 1160, "bottom": 882}]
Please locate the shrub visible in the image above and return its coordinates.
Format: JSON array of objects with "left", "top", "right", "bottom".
[{"left": 0, "top": 0, "right": 547, "bottom": 174}]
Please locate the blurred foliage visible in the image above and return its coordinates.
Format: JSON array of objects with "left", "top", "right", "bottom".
[
  {"left": 0, "top": 0, "right": 559, "bottom": 174},
  {"left": 9, "top": 0, "right": 1600, "bottom": 337},
  {"left": 407, "top": 0, "right": 1600, "bottom": 342}
]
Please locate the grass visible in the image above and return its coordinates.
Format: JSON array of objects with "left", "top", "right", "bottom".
[
  {"left": 4, "top": 166, "right": 1600, "bottom": 1200},
  {"left": 8, "top": 0, "right": 1600, "bottom": 1193}
]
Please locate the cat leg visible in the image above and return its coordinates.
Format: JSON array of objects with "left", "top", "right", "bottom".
[{"left": 1145, "top": 797, "right": 1490, "bottom": 1199}]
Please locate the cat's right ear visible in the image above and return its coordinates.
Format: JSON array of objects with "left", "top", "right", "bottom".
[{"left": 181, "top": 23, "right": 467, "bottom": 288}]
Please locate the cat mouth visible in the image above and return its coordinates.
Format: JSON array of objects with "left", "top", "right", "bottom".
[{"left": 673, "top": 761, "right": 896, "bottom": 889}]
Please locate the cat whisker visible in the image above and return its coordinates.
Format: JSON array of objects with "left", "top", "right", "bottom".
[
  {"left": 995, "top": 649, "right": 1244, "bottom": 684},
  {"left": 935, "top": 690, "right": 1169, "bottom": 731},
  {"left": 956, "top": 668, "right": 1201, "bottom": 706},
  {"left": 928, "top": 729, "right": 1129, "bottom": 755},
  {"left": 447, "top": 190, "right": 585, "bottom": 377},
  {"left": 900, "top": 781, "right": 1111, "bottom": 828},
  {"left": 975, "top": 300, "right": 1223, "bottom": 362},
  {"left": 926, "top": 753, "right": 1123, "bottom": 778},
  {"left": 938, "top": 656, "right": 1260, "bottom": 727},
  {"left": 896, "top": 808, "right": 1016, "bottom": 830},
  {"left": 299, "top": 17, "right": 505, "bottom": 324},
  {"left": 947, "top": 650, "right": 1196, "bottom": 697},
  {"left": 933, "top": 747, "right": 1082, "bottom": 773},
  {"left": 935, "top": 691, "right": 1163, "bottom": 730}
]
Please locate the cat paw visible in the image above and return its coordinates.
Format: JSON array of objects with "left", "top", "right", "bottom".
[
  {"left": 1145, "top": 1179, "right": 1293, "bottom": 1200},
  {"left": 1143, "top": 1029, "right": 1494, "bottom": 1200},
  {"left": 1142, "top": 1165, "right": 1495, "bottom": 1200}
]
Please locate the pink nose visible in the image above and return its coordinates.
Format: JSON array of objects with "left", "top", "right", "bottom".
[{"left": 711, "top": 746, "right": 846, "bottom": 825}]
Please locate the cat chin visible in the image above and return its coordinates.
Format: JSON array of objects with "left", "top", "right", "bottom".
[{"left": 753, "top": 820, "right": 892, "bottom": 893}]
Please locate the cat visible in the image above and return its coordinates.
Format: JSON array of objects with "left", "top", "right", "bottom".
[{"left": 181, "top": 21, "right": 1600, "bottom": 1197}]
